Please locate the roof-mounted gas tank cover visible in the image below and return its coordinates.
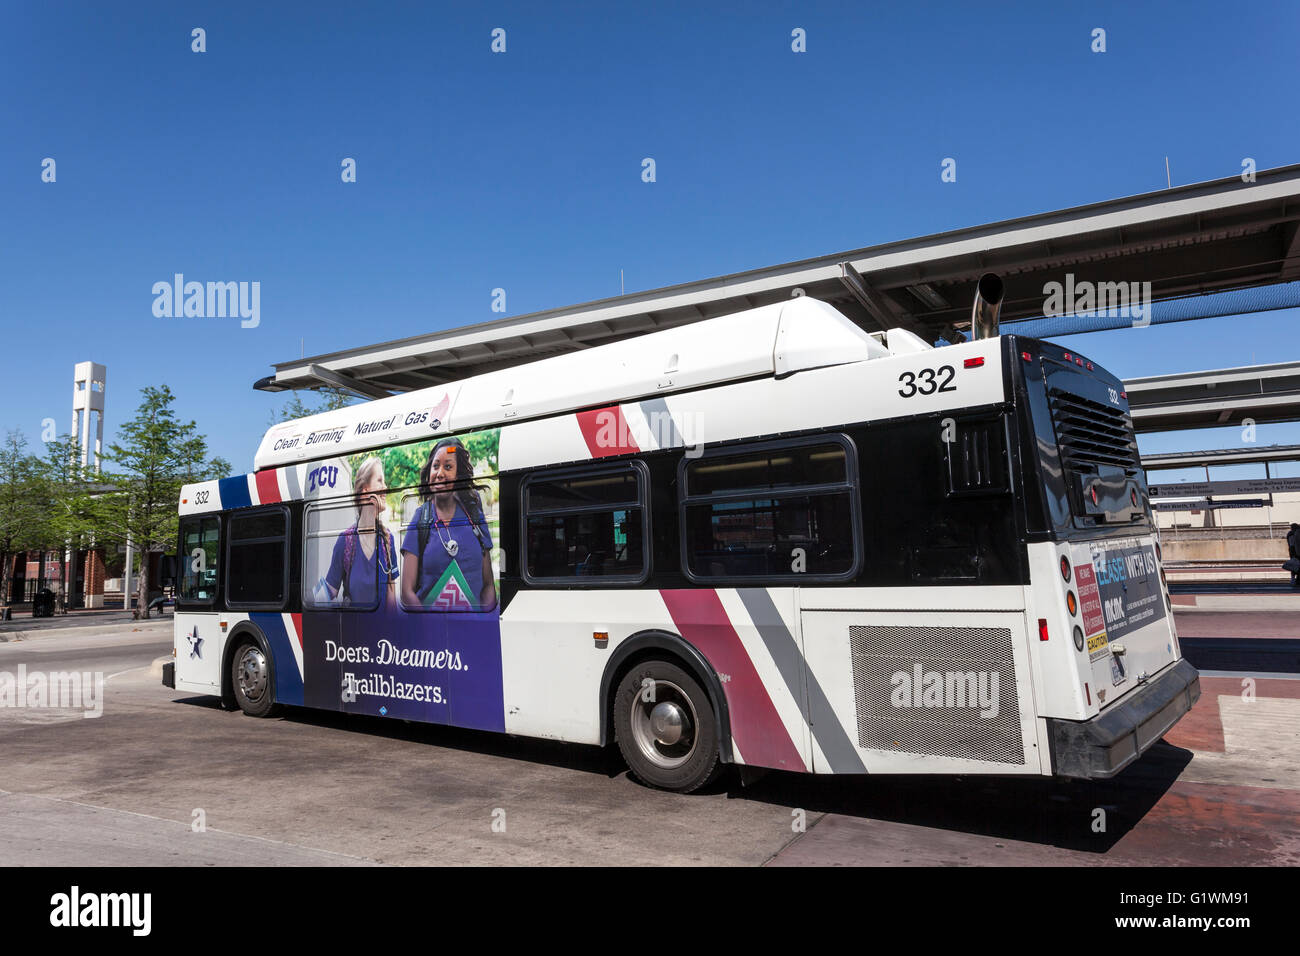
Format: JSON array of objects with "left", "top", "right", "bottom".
[
  {"left": 971, "top": 273, "right": 1005, "bottom": 340},
  {"left": 251, "top": 296, "right": 889, "bottom": 471}
]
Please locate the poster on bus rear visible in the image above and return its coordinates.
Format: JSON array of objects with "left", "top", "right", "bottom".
[
  {"left": 299, "top": 427, "right": 505, "bottom": 732},
  {"left": 1072, "top": 537, "right": 1166, "bottom": 652}
]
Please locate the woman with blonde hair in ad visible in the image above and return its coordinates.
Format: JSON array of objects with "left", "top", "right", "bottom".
[{"left": 318, "top": 456, "right": 399, "bottom": 609}]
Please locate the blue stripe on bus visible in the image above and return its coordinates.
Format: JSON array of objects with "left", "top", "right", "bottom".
[
  {"left": 218, "top": 475, "right": 252, "bottom": 510},
  {"left": 251, "top": 612, "right": 305, "bottom": 706}
]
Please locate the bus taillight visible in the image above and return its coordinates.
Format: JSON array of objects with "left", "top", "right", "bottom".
[
  {"left": 1060, "top": 555, "right": 1071, "bottom": 581},
  {"left": 1038, "top": 618, "right": 1049, "bottom": 642},
  {"left": 1066, "top": 591, "right": 1077, "bottom": 616}
]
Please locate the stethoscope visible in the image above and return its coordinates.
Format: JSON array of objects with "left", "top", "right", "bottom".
[{"left": 433, "top": 515, "right": 459, "bottom": 558}]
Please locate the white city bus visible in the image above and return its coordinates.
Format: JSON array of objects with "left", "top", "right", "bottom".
[{"left": 164, "top": 282, "right": 1199, "bottom": 792}]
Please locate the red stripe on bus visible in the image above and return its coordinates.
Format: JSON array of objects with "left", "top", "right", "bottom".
[
  {"left": 290, "top": 613, "right": 303, "bottom": 649},
  {"left": 660, "top": 589, "right": 807, "bottom": 773},
  {"left": 575, "top": 405, "right": 640, "bottom": 458},
  {"left": 254, "top": 469, "right": 282, "bottom": 505}
]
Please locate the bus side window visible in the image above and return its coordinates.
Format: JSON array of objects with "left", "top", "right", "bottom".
[
  {"left": 679, "top": 438, "right": 859, "bottom": 581},
  {"left": 521, "top": 464, "right": 648, "bottom": 584},
  {"left": 302, "top": 501, "right": 383, "bottom": 610},
  {"left": 179, "top": 515, "right": 221, "bottom": 603},
  {"left": 225, "top": 507, "right": 290, "bottom": 609}
]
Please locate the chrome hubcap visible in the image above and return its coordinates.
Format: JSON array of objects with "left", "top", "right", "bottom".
[
  {"left": 631, "top": 679, "right": 697, "bottom": 769},
  {"left": 236, "top": 646, "right": 269, "bottom": 703},
  {"left": 650, "top": 702, "right": 687, "bottom": 745}
]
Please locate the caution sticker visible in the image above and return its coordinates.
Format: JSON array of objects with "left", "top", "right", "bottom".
[{"left": 1074, "top": 561, "right": 1106, "bottom": 636}]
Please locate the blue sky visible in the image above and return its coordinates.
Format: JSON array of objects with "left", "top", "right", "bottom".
[{"left": 2, "top": 0, "right": 1298, "bottom": 482}]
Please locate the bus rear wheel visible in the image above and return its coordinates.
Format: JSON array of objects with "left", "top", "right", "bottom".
[
  {"left": 614, "top": 660, "right": 720, "bottom": 793},
  {"left": 230, "top": 639, "right": 278, "bottom": 718}
]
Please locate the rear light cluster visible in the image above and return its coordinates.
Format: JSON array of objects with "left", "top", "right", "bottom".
[
  {"left": 1054, "top": 348, "right": 1103, "bottom": 374},
  {"left": 1059, "top": 550, "right": 1084, "bottom": 652}
]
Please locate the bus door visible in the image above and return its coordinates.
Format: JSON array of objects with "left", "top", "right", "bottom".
[{"left": 174, "top": 514, "right": 224, "bottom": 691}]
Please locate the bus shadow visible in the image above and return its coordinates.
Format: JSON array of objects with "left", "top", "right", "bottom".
[
  {"left": 175, "top": 695, "right": 1194, "bottom": 853},
  {"left": 273, "top": 704, "right": 625, "bottom": 778},
  {"left": 725, "top": 742, "right": 1196, "bottom": 854}
]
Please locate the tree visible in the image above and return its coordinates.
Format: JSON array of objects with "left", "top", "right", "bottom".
[
  {"left": 0, "top": 430, "right": 42, "bottom": 605},
  {"left": 88, "top": 386, "right": 230, "bottom": 618},
  {"left": 32, "top": 433, "right": 97, "bottom": 606},
  {"left": 270, "top": 387, "right": 356, "bottom": 425}
]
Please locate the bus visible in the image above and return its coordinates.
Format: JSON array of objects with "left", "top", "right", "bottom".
[{"left": 164, "top": 280, "right": 1200, "bottom": 792}]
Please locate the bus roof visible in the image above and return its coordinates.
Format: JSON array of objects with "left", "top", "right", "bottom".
[{"left": 251, "top": 296, "right": 899, "bottom": 471}]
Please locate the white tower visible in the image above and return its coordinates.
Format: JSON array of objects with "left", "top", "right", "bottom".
[{"left": 72, "top": 361, "right": 106, "bottom": 472}]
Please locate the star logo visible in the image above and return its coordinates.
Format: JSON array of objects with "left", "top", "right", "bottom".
[{"left": 186, "top": 627, "right": 203, "bottom": 660}]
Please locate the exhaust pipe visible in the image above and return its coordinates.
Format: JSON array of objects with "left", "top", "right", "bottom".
[{"left": 970, "top": 273, "right": 1005, "bottom": 340}]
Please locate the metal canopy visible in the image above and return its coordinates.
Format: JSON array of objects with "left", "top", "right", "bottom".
[
  {"left": 258, "top": 164, "right": 1300, "bottom": 396},
  {"left": 1125, "top": 360, "right": 1300, "bottom": 433},
  {"left": 1140, "top": 444, "right": 1300, "bottom": 471}
]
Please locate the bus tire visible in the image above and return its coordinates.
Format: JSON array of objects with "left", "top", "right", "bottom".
[
  {"left": 614, "top": 660, "right": 720, "bottom": 793},
  {"left": 230, "top": 638, "right": 278, "bottom": 718}
]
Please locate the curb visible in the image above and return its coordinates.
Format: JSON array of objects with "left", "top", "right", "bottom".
[
  {"left": 0, "top": 618, "right": 172, "bottom": 643},
  {"left": 1172, "top": 594, "right": 1300, "bottom": 610}
]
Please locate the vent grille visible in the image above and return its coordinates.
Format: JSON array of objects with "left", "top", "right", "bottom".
[
  {"left": 1049, "top": 389, "right": 1139, "bottom": 472},
  {"left": 945, "top": 420, "right": 1009, "bottom": 494},
  {"left": 848, "top": 624, "right": 1024, "bottom": 764}
]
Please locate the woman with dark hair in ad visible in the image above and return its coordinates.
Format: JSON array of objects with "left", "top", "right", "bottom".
[{"left": 400, "top": 437, "right": 496, "bottom": 611}]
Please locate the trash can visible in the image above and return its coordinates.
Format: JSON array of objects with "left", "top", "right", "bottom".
[{"left": 32, "top": 588, "right": 56, "bottom": 618}]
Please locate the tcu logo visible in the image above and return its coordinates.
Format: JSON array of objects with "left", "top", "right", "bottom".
[{"left": 307, "top": 465, "right": 339, "bottom": 493}]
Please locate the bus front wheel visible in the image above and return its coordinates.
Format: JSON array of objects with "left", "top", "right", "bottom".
[
  {"left": 230, "top": 639, "right": 278, "bottom": 718},
  {"left": 614, "top": 660, "right": 720, "bottom": 793}
]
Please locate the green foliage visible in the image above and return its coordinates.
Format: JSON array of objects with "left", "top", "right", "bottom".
[
  {"left": 346, "top": 428, "right": 501, "bottom": 524},
  {"left": 32, "top": 433, "right": 95, "bottom": 550},
  {"left": 88, "top": 386, "right": 229, "bottom": 553},
  {"left": 0, "top": 430, "right": 43, "bottom": 602},
  {"left": 270, "top": 388, "right": 356, "bottom": 425}
]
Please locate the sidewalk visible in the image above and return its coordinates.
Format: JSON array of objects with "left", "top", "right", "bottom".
[{"left": 0, "top": 607, "right": 171, "bottom": 640}]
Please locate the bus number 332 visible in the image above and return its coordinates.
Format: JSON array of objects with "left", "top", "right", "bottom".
[{"left": 898, "top": 365, "right": 957, "bottom": 397}]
